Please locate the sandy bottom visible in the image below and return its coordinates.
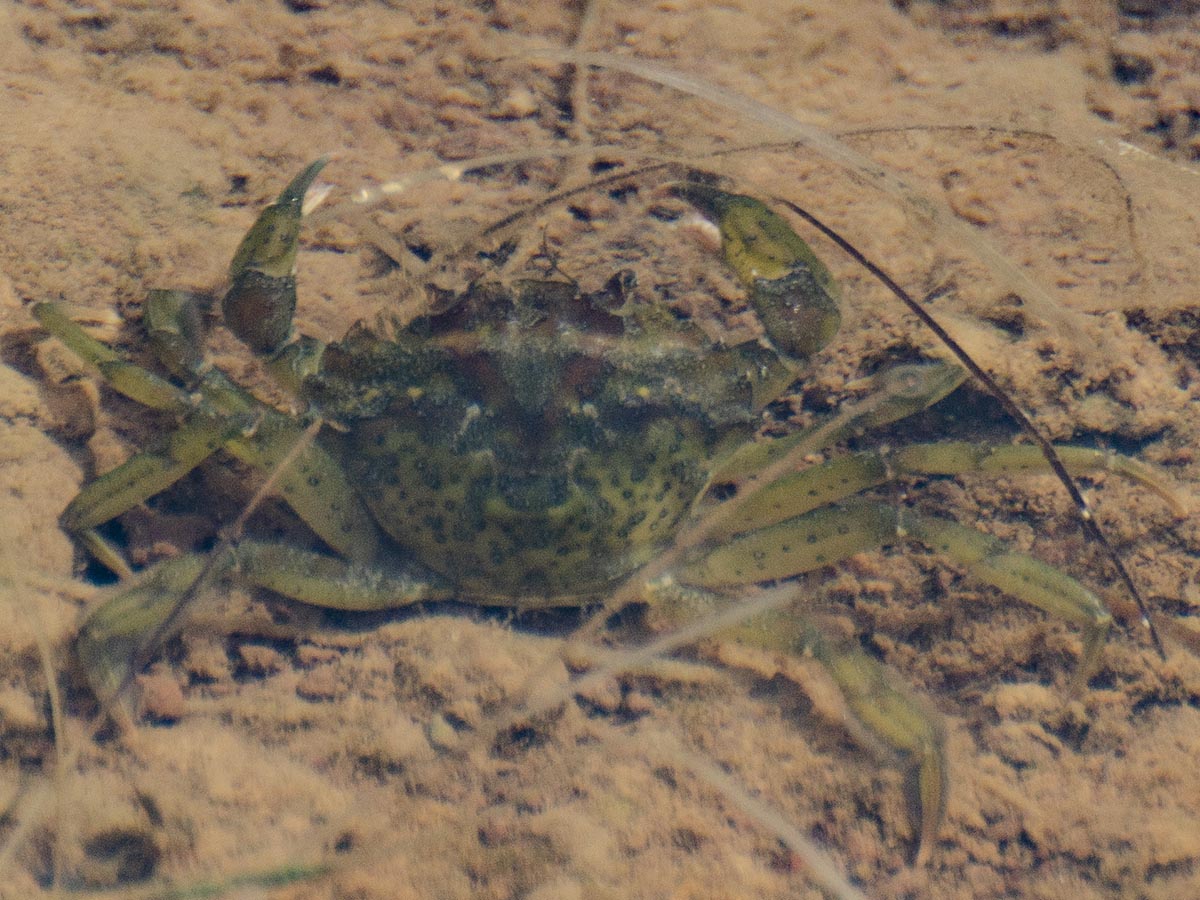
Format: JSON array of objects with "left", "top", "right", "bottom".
[{"left": 3, "top": 1, "right": 1200, "bottom": 898}]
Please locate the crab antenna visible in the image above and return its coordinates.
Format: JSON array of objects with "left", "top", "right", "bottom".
[{"left": 773, "top": 197, "right": 1166, "bottom": 661}]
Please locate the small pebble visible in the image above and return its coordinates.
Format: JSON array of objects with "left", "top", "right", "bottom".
[
  {"left": 496, "top": 87, "right": 538, "bottom": 118},
  {"left": 0, "top": 686, "right": 44, "bottom": 731},
  {"left": 238, "top": 644, "right": 285, "bottom": 675},
  {"left": 296, "top": 665, "right": 338, "bottom": 701},
  {"left": 183, "top": 636, "right": 231, "bottom": 682},
  {"left": 296, "top": 644, "right": 341, "bottom": 667},
  {"left": 137, "top": 670, "right": 185, "bottom": 722}
]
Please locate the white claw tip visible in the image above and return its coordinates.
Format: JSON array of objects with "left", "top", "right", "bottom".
[{"left": 302, "top": 183, "right": 335, "bottom": 216}]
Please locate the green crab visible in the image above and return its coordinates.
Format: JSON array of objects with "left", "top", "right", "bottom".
[{"left": 34, "top": 160, "right": 1174, "bottom": 864}]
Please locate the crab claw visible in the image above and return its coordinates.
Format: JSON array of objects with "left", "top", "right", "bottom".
[
  {"left": 223, "top": 157, "right": 328, "bottom": 354},
  {"left": 671, "top": 182, "right": 841, "bottom": 361}
]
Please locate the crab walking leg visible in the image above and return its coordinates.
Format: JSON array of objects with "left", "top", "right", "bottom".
[
  {"left": 646, "top": 582, "right": 945, "bottom": 864},
  {"left": 54, "top": 399, "right": 379, "bottom": 573},
  {"left": 709, "top": 440, "right": 1186, "bottom": 539},
  {"left": 684, "top": 500, "right": 1113, "bottom": 681},
  {"left": 33, "top": 302, "right": 192, "bottom": 412},
  {"left": 76, "top": 541, "right": 444, "bottom": 703},
  {"left": 900, "top": 512, "right": 1113, "bottom": 688},
  {"left": 34, "top": 298, "right": 231, "bottom": 538},
  {"left": 75, "top": 554, "right": 216, "bottom": 702},
  {"left": 64, "top": 415, "right": 254, "bottom": 578},
  {"left": 219, "top": 410, "right": 382, "bottom": 564},
  {"left": 231, "top": 541, "right": 448, "bottom": 609},
  {"left": 63, "top": 418, "right": 249, "bottom": 536},
  {"left": 705, "top": 361, "right": 969, "bottom": 491},
  {"left": 894, "top": 442, "right": 1187, "bottom": 516},
  {"left": 141, "top": 286, "right": 382, "bottom": 563},
  {"left": 33, "top": 302, "right": 233, "bottom": 576},
  {"left": 34, "top": 301, "right": 383, "bottom": 569},
  {"left": 142, "top": 287, "right": 212, "bottom": 379},
  {"left": 805, "top": 628, "right": 946, "bottom": 867}
]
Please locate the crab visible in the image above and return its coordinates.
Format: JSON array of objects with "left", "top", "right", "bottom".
[{"left": 33, "top": 159, "right": 1178, "bottom": 865}]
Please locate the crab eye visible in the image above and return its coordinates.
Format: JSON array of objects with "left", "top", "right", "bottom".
[
  {"left": 883, "top": 365, "right": 925, "bottom": 398},
  {"left": 876, "top": 361, "right": 966, "bottom": 405}
]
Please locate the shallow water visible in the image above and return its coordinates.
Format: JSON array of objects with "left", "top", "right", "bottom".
[{"left": 2, "top": 1, "right": 1200, "bottom": 898}]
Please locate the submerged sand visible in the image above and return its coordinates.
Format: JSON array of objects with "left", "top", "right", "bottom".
[{"left": 2, "top": 1, "right": 1200, "bottom": 898}]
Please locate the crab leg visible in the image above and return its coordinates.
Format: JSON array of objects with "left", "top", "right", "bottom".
[
  {"left": 685, "top": 499, "right": 1113, "bottom": 682},
  {"left": 804, "top": 627, "right": 946, "bottom": 867},
  {"left": 669, "top": 487, "right": 1115, "bottom": 862},
  {"left": 66, "top": 415, "right": 253, "bottom": 578},
  {"left": 647, "top": 582, "right": 945, "bottom": 864},
  {"left": 34, "top": 303, "right": 236, "bottom": 576},
  {"left": 75, "top": 553, "right": 216, "bottom": 701},
  {"left": 706, "top": 361, "right": 969, "bottom": 488},
  {"left": 34, "top": 301, "right": 382, "bottom": 570},
  {"left": 33, "top": 302, "right": 192, "bottom": 412},
  {"left": 76, "top": 540, "right": 444, "bottom": 705},
  {"left": 39, "top": 305, "right": 393, "bottom": 707},
  {"left": 708, "top": 440, "right": 1185, "bottom": 539},
  {"left": 903, "top": 512, "right": 1112, "bottom": 687},
  {"left": 230, "top": 540, "right": 446, "bottom": 609}
]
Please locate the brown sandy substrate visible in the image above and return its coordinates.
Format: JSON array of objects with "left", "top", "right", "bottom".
[{"left": 3, "top": 1, "right": 1200, "bottom": 898}]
